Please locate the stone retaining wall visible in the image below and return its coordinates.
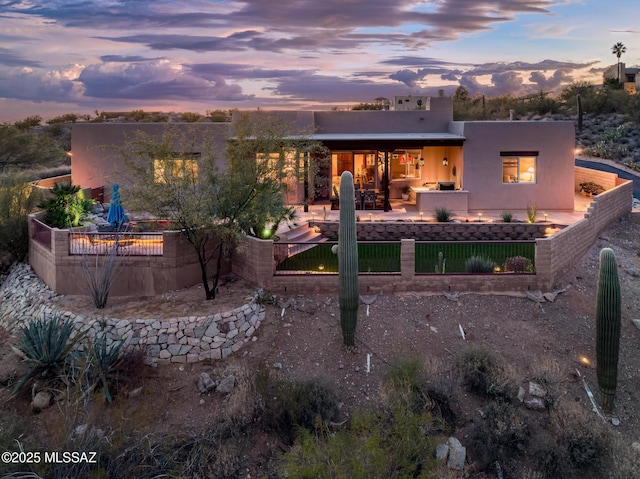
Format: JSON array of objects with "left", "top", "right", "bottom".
[
  {"left": 0, "top": 263, "right": 265, "bottom": 365},
  {"left": 310, "top": 220, "right": 552, "bottom": 241}
]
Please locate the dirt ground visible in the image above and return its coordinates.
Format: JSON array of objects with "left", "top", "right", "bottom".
[{"left": 1, "top": 213, "right": 640, "bottom": 475}]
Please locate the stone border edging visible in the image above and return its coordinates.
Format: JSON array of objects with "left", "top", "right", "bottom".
[{"left": 0, "top": 263, "right": 265, "bottom": 365}]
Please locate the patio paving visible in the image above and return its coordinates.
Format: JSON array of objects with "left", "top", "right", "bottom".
[{"left": 294, "top": 193, "right": 591, "bottom": 227}]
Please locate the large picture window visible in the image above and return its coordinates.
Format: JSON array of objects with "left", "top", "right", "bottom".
[
  {"left": 391, "top": 150, "right": 422, "bottom": 180},
  {"left": 153, "top": 154, "right": 199, "bottom": 183},
  {"left": 501, "top": 153, "right": 537, "bottom": 184}
]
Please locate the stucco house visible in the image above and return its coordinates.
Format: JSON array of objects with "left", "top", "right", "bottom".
[{"left": 70, "top": 95, "right": 575, "bottom": 215}]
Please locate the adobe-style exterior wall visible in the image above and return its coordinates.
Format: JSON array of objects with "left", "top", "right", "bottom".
[
  {"left": 71, "top": 122, "right": 230, "bottom": 199},
  {"left": 0, "top": 263, "right": 265, "bottom": 365},
  {"left": 309, "top": 220, "right": 551, "bottom": 241},
  {"left": 452, "top": 121, "right": 575, "bottom": 211},
  {"left": 575, "top": 166, "right": 620, "bottom": 191}
]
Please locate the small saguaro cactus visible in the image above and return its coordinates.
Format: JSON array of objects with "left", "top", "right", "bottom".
[
  {"left": 338, "top": 171, "right": 359, "bottom": 347},
  {"left": 577, "top": 94, "right": 584, "bottom": 133},
  {"left": 596, "top": 247, "right": 621, "bottom": 413}
]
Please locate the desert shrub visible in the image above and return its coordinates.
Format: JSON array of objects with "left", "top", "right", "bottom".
[
  {"left": 559, "top": 411, "right": 608, "bottom": 472},
  {"left": 434, "top": 207, "right": 453, "bottom": 222},
  {"left": 465, "top": 255, "right": 496, "bottom": 273},
  {"left": 12, "top": 315, "right": 79, "bottom": 396},
  {"left": 579, "top": 181, "right": 605, "bottom": 195},
  {"left": 278, "top": 400, "right": 437, "bottom": 478},
  {"left": 383, "top": 357, "right": 431, "bottom": 414},
  {"left": 500, "top": 211, "right": 513, "bottom": 222},
  {"left": 456, "top": 347, "right": 515, "bottom": 400},
  {"left": 0, "top": 172, "right": 42, "bottom": 261},
  {"left": 503, "top": 256, "right": 533, "bottom": 273},
  {"left": 526, "top": 202, "right": 537, "bottom": 223},
  {"left": 472, "top": 401, "right": 528, "bottom": 465},
  {"left": 261, "top": 378, "right": 340, "bottom": 444}
]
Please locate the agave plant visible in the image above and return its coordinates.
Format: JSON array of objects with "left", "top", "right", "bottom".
[
  {"left": 11, "top": 315, "right": 79, "bottom": 396},
  {"left": 84, "top": 333, "right": 124, "bottom": 403}
]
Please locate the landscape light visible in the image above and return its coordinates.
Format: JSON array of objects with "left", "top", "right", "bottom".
[{"left": 419, "top": 211, "right": 423, "bottom": 221}]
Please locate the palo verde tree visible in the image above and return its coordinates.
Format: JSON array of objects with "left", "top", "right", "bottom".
[{"left": 120, "top": 117, "right": 325, "bottom": 300}]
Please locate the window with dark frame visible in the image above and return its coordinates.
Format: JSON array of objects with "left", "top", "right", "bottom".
[{"left": 501, "top": 151, "right": 538, "bottom": 184}]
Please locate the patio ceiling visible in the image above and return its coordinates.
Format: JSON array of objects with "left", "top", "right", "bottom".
[{"left": 310, "top": 133, "right": 465, "bottom": 150}]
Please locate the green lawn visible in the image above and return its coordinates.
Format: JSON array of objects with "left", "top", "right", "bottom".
[{"left": 275, "top": 241, "right": 535, "bottom": 274}]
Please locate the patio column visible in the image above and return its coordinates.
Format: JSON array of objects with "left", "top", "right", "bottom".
[
  {"left": 303, "top": 151, "right": 309, "bottom": 212},
  {"left": 383, "top": 150, "right": 391, "bottom": 212}
]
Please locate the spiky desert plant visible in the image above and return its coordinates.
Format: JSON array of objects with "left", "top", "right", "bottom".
[
  {"left": 596, "top": 247, "right": 621, "bottom": 413},
  {"left": 338, "top": 171, "right": 359, "bottom": 347},
  {"left": 11, "top": 315, "right": 79, "bottom": 396}
]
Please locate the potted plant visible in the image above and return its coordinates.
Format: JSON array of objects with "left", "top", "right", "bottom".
[{"left": 400, "top": 185, "right": 411, "bottom": 201}]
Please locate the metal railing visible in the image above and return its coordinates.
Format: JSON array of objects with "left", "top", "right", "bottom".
[
  {"left": 275, "top": 241, "right": 401, "bottom": 275},
  {"left": 415, "top": 241, "right": 536, "bottom": 274},
  {"left": 31, "top": 218, "right": 52, "bottom": 251},
  {"left": 69, "top": 232, "right": 164, "bottom": 256}
]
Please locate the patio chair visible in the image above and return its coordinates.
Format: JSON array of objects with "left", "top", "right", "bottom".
[
  {"left": 330, "top": 185, "right": 340, "bottom": 210},
  {"left": 363, "top": 189, "right": 377, "bottom": 210}
]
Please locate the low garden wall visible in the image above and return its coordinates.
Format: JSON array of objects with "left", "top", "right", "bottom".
[
  {"left": 309, "top": 220, "right": 552, "bottom": 241},
  {"left": 232, "top": 178, "right": 634, "bottom": 294},
  {"left": 0, "top": 263, "right": 265, "bottom": 365}
]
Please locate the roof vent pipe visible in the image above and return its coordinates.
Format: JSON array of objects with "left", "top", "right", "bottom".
[{"left": 438, "top": 89, "right": 444, "bottom": 97}]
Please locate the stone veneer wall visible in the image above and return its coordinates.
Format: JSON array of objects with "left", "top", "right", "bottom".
[
  {"left": 0, "top": 263, "right": 265, "bottom": 365},
  {"left": 309, "top": 220, "right": 551, "bottom": 241}
]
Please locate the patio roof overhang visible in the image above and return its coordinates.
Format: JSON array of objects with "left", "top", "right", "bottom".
[{"left": 309, "top": 133, "right": 465, "bottom": 150}]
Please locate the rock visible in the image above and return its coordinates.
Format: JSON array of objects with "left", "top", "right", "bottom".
[
  {"left": 273, "top": 362, "right": 283, "bottom": 369},
  {"left": 543, "top": 291, "right": 558, "bottom": 302},
  {"left": 446, "top": 437, "right": 466, "bottom": 470},
  {"left": 127, "top": 386, "right": 144, "bottom": 398},
  {"left": 526, "top": 291, "right": 545, "bottom": 303},
  {"left": 524, "top": 397, "right": 546, "bottom": 411},
  {"left": 216, "top": 374, "right": 235, "bottom": 394},
  {"left": 631, "top": 442, "right": 640, "bottom": 453},
  {"left": 632, "top": 319, "right": 640, "bottom": 331},
  {"left": 198, "top": 372, "right": 217, "bottom": 393},
  {"left": 435, "top": 443, "right": 449, "bottom": 461},
  {"left": 31, "top": 390, "right": 53, "bottom": 412},
  {"left": 529, "top": 382, "right": 546, "bottom": 397}
]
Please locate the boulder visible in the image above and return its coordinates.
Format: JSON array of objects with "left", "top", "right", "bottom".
[
  {"left": 198, "top": 372, "right": 217, "bottom": 393},
  {"left": 447, "top": 437, "right": 466, "bottom": 470},
  {"left": 216, "top": 374, "right": 235, "bottom": 394},
  {"left": 31, "top": 390, "right": 53, "bottom": 412}
]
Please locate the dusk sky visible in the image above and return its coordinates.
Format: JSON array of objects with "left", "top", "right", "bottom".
[{"left": 0, "top": 0, "right": 638, "bottom": 121}]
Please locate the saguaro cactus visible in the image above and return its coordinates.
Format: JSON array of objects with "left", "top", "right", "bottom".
[
  {"left": 338, "top": 171, "right": 359, "bottom": 347},
  {"left": 596, "top": 247, "right": 621, "bottom": 413},
  {"left": 577, "top": 94, "right": 584, "bottom": 133}
]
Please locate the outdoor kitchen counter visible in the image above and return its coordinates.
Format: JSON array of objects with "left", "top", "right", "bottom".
[{"left": 411, "top": 187, "right": 469, "bottom": 214}]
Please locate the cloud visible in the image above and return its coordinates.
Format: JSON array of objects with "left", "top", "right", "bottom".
[
  {"left": 77, "top": 60, "right": 253, "bottom": 101},
  {"left": 0, "top": 65, "right": 83, "bottom": 102},
  {"left": 99, "top": 55, "right": 164, "bottom": 63},
  {"left": 0, "top": 47, "right": 42, "bottom": 67},
  {"left": 8, "top": 0, "right": 560, "bottom": 53}
]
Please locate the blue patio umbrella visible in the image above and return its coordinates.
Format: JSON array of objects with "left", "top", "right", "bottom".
[{"left": 106, "top": 183, "right": 126, "bottom": 228}]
